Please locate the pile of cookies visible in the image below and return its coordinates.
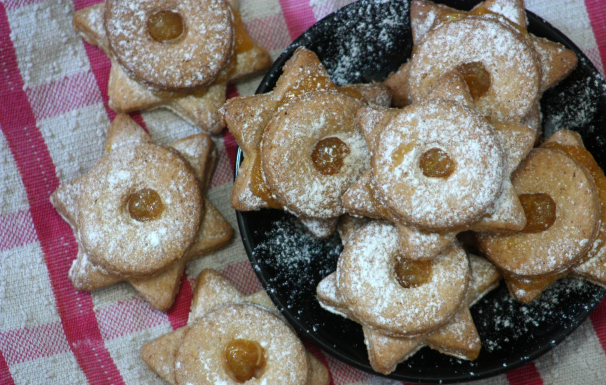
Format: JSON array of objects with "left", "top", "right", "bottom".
[
  {"left": 142, "top": 269, "right": 330, "bottom": 385},
  {"left": 55, "top": 1, "right": 335, "bottom": 384},
  {"left": 52, "top": 0, "right": 606, "bottom": 381},
  {"left": 226, "top": 0, "right": 606, "bottom": 376}
]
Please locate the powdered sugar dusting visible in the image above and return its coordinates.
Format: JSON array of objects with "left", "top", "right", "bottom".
[
  {"left": 105, "top": 0, "right": 233, "bottom": 89},
  {"left": 374, "top": 100, "right": 505, "bottom": 229}
]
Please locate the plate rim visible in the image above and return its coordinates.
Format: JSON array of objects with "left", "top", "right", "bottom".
[{"left": 234, "top": 0, "right": 606, "bottom": 382}]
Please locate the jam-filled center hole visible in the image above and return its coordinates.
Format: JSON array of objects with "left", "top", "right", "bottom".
[
  {"left": 127, "top": 189, "right": 164, "bottom": 222},
  {"left": 224, "top": 339, "right": 266, "bottom": 383},
  {"left": 147, "top": 10, "right": 184, "bottom": 42},
  {"left": 519, "top": 193, "right": 557, "bottom": 233},
  {"left": 456, "top": 61, "right": 491, "bottom": 99},
  {"left": 419, "top": 148, "right": 455, "bottom": 178},
  {"left": 395, "top": 257, "right": 433, "bottom": 289},
  {"left": 312, "top": 137, "right": 350, "bottom": 175}
]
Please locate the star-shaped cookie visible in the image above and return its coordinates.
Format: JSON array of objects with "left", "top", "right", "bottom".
[
  {"left": 73, "top": 0, "right": 272, "bottom": 134},
  {"left": 344, "top": 71, "right": 535, "bottom": 261},
  {"left": 50, "top": 114, "right": 233, "bottom": 311},
  {"left": 483, "top": 130, "right": 606, "bottom": 302},
  {"left": 317, "top": 229, "right": 500, "bottom": 375},
  {"left": 141, "top": 269, "right": 331, "bottom": 385},
  {"left": 385, "top": 0, "right": 577, "bottom": 132},
  {"left": 476, "top": 129, "right": 602, "bottom": 302},
  {"left": 221, "top": 46, "right": 391, "bottom": 237}
]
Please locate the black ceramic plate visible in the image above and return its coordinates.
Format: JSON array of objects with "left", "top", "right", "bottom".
[{"left": 235, "top": 0, "right": 606, "bottom": 382}]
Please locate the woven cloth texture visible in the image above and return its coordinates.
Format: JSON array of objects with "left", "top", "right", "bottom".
[{"left": 1, "top": 0, "right": 606, "bottom": 384}]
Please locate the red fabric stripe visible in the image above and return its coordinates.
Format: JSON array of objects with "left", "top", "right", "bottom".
[
  {"left": 0, "top": 209, "right": 36, "bottom": 251},
  {"left": 303, "top": 340, "right": 335, "bottom": 385},
  {"left": 166, "top": 275, "right": 193, "bottom": 330},
  {"left": 506, "top": 362, "right": 544, "bottom": 385},
  {"left": 0, "top": 4, "right": 124, "bottom": 384},
  {"left": 0, "top": 346, "right": 14, "bottom": 385},
  {"left": 590, "top": 298, "right": 606, "bottom": 355},
  {"left": 585, "top": 0, "right": 606, "bottom": 70},
  {"left": 278, "top": 0, "right": 317, "bottom": 41},
  {"left": 0, "top": 321, "right": 71, "bottom": 365},
  {"left": 26, "top": 71, "right": 103, "bottom": 121}
]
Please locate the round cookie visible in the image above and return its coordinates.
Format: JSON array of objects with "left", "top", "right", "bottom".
[
  {"left": 174, "top": 304, "right": 310, "bottom": 385},
  {"left": 78, "top": 142, "right": 202, "bottom": 277},
  {"left": 336, "top": 221, "right": 469, "bottom": 336},
  {"left": 372, "top": 99, "right": 505, "bottom": 231},
  {"left": 261, "top": 92, "right": 369, "bottom": 219},
  {"left": 105, "top": 0, "right": 233, "bottom": 90},
  {"left": 478, "top": 148, "right": 601, "bottom": 277},
  {"left": 408, "top": 16, "right": 540, "bottom": 122}
]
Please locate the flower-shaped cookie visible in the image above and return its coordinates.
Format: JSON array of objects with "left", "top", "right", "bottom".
[
  {"left": 221, "top": 46, "right": 391, "bottom": 237},
  {"left": 50, "top": 114, "right": 233, "bottom": 311},
  {"left": 317, "top": 220, "right": 500, "bottom": 374},
  {"left": 344, "top": 71, "right": 535, "bottom": 261},
  {"left": 142, "top": 269, "right": 331, "bottom": 385},
  {"left": 73, "top": 0, "right": 272, "bottom": 133}
]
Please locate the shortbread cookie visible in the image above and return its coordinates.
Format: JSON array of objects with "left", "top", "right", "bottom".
[
  {"left": 142, "top": 269, "right": 330, "bottom": 385},
  {"left": 222, "top": 46, "right": 391, "bottom": 237},
  {"left": 50, "top": 115, "right": 233, "bottom": 310},
  {"left": 335, "top": 221, "right": 469, "bottom": 336},
  {"left": 345, "top": 70, "right": 534, "bottom": 261},
  {"left": 386, "top": 0, "right": 576, "bottom": 139},
  {"left": 478, "top": 147, "right": 601, "bottom": 302},
  {"left": 317, "top": 223, "right": 500, "bottom": 374},
  {"left": 539, "top": 131, "right": 606, "bottom": 289},
  {"left": 73, "top": 0, "right": 272, "bottom": 133}
]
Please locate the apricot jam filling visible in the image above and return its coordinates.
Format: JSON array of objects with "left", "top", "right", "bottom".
[
  {"left": 250, "top": 157, "right": 283, "bottom": 209},
  {"left": 232, "top": 8, "right": 254, "bottom": 54},
  {"left": 456, "top": 61, "right": 491, "bottom": 99},
  {"left": 312, "top": 137, "right": 350, "bottom": 175},
  {"left": 519, "top": 193, "right": 556, "bottom": 233},
  {"left": 390, "top": 141, "right": 416, "bottom": 171},
  {"left": 127, "top": 189, "right": 164, "bottom": 221},
  {"left": 147, "top": 11, "right": 184, "bottom": 42},
  {"left": 420, "top": 148, "right": 455, "bottom": 178},
  {"left": 395, "top": 258, "right": 433, "bottom": 289},
  {"left": 224, "top": 339, "right": 266, "bottom": 383}
]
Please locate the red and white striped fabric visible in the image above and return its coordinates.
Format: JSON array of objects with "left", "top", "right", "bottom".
[{"left": 1, "top": 0, "right": 606, "bottom": 384}]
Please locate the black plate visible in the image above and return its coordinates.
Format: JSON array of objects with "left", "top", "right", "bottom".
[{"left": 235, "top": 0, "right": 606, "bottom": 382}]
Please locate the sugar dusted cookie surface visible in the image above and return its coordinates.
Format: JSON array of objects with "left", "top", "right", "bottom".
[
  {"left": 50, "top": 114, "right": 233, "bottom": 311},
  {"left": 222, "top": 46, "right": 392, "bottom": 237},
  {"left": 72, "top": 0, "right": 272, "bottom": 133},
  {"left": 141, "top": 269, "right": 331, "bottom": 385}
]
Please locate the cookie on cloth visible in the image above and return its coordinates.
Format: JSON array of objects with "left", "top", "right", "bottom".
[
  {"left": 72, "top": 0, "right": 272, "bottom": 133},
  {"left": 141, "top": 269, "right": 330, "bottom": 385},
  {"left": 50, "top": 114, "right": 233, "bottom": 311},
  {"left": 384, "top": 0, "right": 577, "bottom": 137},
  {"left": 478, "top": 139, "right": 601, "bottom": 302},
  {"left": 344, "top": 70, "right": 534, "bottom": 261},
  {"left": 221, "top": 46, "right": 391, "bottom": 237}
]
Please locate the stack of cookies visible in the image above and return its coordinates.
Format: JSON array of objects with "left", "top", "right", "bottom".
[
  {"left": 226, "top": 0, "right": 606, "bottom": 376},
  {"left": 56, "top": 1, "right": 337, "bottom": 383}
]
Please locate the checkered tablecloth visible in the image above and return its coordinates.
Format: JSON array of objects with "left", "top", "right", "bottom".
[{"left": 1, "top": 0, "right": 606, "bottom": 384}]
